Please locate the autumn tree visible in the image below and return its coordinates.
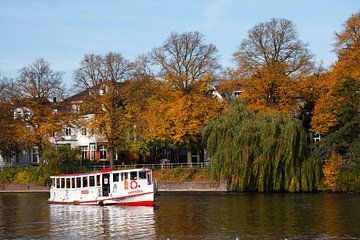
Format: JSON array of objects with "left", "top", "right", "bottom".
[
  {"left": 311, "top": 12, "right": 360, "bottom": 191},
  {"left": 151, "top": 31, "right": 220, "bottom": 91},
  {"left": 230, "top": 18, "right": 314, "bottom": 113},
  {"left": 233, "top": 18, "right": 313, "bottom": 79},
  {"left": 333, "top": 11, "right": 360, "bottom": 81},
  {"left": 150, "top": 31, "right": 222, "bottom": 165},
  {"left": 0, "top": 77, "right": 23, "bottom": 159},
  {"left": 74, "top": 52, "right": 134, "bottom": 168},
  {"left": 14, "top": 59, "right": 67, "bottom": 162},
  {"left": 312, "top": 12, "right": 360, "bottom": 134}
]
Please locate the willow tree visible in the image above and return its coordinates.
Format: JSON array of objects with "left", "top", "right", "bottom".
[{"left": 203, "top": 100, "right": 322, "bottom": 192}]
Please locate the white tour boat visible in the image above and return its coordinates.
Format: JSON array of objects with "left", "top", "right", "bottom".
[{"left": 48, "top": 168, "right": 157, "bottom": 206}]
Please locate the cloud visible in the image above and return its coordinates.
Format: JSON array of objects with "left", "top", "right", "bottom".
[{"left": 203, "top": 0, "right": 228, "bottom": 27}]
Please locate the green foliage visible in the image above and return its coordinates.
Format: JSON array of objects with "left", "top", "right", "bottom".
[{"left": 203, "top": 100, "right": 322, "bottom": 192}]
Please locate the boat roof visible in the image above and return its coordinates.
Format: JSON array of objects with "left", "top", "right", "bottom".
[{"left": 50, "top": 168, "right": 152, "bottom": 178}]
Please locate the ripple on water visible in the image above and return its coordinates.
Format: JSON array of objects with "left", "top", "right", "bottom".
[{"left": 49, "top": 205, "right": 156, "bottom": 239}]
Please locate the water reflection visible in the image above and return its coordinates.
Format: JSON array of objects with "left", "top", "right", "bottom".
[
  {"left": 0, "top": 193, "right": 360, "bottom": 239},
  {"left": 49, "top": 205, "right": 155, "bottom": 239},
  {"left": 0, "top": 193, "right": 50, "bottom": 239},
  {"left": 155, "top": 193, "right": 360, "bottom": 239}
]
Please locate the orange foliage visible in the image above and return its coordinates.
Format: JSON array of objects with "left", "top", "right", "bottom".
[
  {"left": 322, "top": 151, "right": 343, "bottom": 191},
  {"left": 311, "top": 12, "right": 360, "bottom": 133},
  {"left": 239, "top": 63, "right": 298, "bottom": 113},
  {"left": 141, "top": 74, "right": 223, "bottom": 145}
]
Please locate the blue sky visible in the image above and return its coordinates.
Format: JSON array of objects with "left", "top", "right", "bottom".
[{"left": 0, "top": 0, "right": 358, "bottom": 89}]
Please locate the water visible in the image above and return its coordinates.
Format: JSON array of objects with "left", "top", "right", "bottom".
[{"left": 0, "top": 192, "right": 359, "bottom": 239}]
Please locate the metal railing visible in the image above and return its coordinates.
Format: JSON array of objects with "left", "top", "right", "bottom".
[{"left": 90, "top": 162, "right": 210, "bottom": 171}]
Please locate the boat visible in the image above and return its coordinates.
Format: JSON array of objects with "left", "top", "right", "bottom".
[{"left": 48, "top": 168, "right": 157, "bottom": 206}]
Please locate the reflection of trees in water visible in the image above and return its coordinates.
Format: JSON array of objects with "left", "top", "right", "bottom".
[
  {"left": 156, "top": 193, "right": 360, "bottom": 239},
  {"left": 0, "top": 193, "right": 50, "bottom": 239},
  {"left": 49, "top": 205, "right": 155, "bottom": 239},
  {"left": 155, "top": 194, "right": 208, "bottom": 238}
]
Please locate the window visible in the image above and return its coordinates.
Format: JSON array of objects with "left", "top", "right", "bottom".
[
  {"left": 71, "top": 178, "right": 76, "bottom": 188},
  {"left": 56, "top": 179, "right": 60, "bottom": 188},
  {"left": 61, "top": 178, "right": 65, "bottom": 189},
  {"left": 99, "top": 146, "right": 107, "bottom": 160},
  {"left": 81, "top": 128, "right": 87, "bottom": 136},
  {"left": 66, "top": 178, "right": 71, "bottom": 189},
  {"left": 121, "top": 172, "right": 128, "bottom": 181},
  {"left": 113, "top": 173, "right": 119, "bottom": 182},
  {"left": 147, "top": 171, "right": 152, "bottom": 185},
  {"left": 80, "top": 146, "right": 87, "bottom": 160},
  {"left": 96, "top": 175, "right": 100, "bottom": 186},
  {"left": 130, "top": 172, "right": 137, "bottom": 180},
  {"left": 90, "top": 144, "right": 96, "bottom": 160},
  {"left": 139, "top": 171, "right": 147, "bottom": 180},
  {"left": 89, "top": 176, "right": 95, "bottom": 187},
  {"left": 30, "top": 147, "right": 40, "bottom": 164},
  {"left": 76, "top": 177, "right": 81, "bottom": 188},
  {"left": 83, "top": 176, "right": 88, "bottom": 187},
  {"left": 65, "top": 127, "right": 72, "bottom": 136}
]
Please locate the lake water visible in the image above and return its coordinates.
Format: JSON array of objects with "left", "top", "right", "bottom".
[{"left": 0, "top": 192, "right": 359, "bottom": 239}]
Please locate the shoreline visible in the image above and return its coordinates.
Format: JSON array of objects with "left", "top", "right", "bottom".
[{"left": 0, "top": 182, "right": 227, "bottom": 193}]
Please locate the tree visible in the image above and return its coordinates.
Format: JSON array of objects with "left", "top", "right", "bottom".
[
  {"left": 238, "top": 62, "right": 298, "bottom": 113},
  {"left": 17, "top": 58, "right": 64, "bottom": 100},
  {"left": 74, "top": 52, "right": 134, "bottom": 168},
  {"left": 150, "top": 31, "right": 222, "bottom": 165},
  {"left": 311, "top": 11, "right": 360, "bottom": 134},
  {"left": 203, "top": 100, "right": 322, "bottom": 192},
  {"left": 74, "top": 53, "right": 133, "bottom": 91},
  {"left": 0, "top": 77, "right": 23, "bottom": 159},
  {"left": 311, "top": 12, "right": 360, "bottom": 191},
  {"left": 233, "top": 18, "right": 314, "bottom": 79},
  {"left": 12, "top": 59, "right": 68, "bottom": 163},
  {"left": 151, "top": 31, "right": 220, "bottom": 92}
]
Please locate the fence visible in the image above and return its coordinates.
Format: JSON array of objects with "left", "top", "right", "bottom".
[{"left": 90, "top": 162, "right": 210, "bottom": 171}]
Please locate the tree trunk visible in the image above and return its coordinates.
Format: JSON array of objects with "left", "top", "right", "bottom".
[{"left": 186, "top": 143, "right": 192, "bottom": 168}]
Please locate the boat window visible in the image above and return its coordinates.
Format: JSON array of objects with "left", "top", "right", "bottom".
[
  {"left": 147, "top": 171, "right": 152, "bottom": 185},
  {"left": 139, "top": 171, "right": 147, "bottom": 180},
  {"left": 71, "top": 177, "right": 76, "bottom": 188},
  {"left": 89, "top": 176, "right": 95, "bottom": 187},
  {"left": 96, "top": 175, "right": 100, "bottom": 186},
  {"left": 121, "top": 172, "right": 127, "bottom": 181},
  {"left": 83, "top": 176, "right": 88, "bottom": 187},
  {"left": 61, "top": 178, "right": 65, "bottom": 189},
  {"left": 130, "top": 171, "right": 137, "bottom": 180},
  {"left": 113, "top": 173, "right": 119, "bottom": 182},
  {"left": 56, "top": 178, "right": 60, "bottom": 188},
  {"left": 66, "top": 178, "right": 71, "bottom": 189},
  {"left": 76, "top": 177, "right": 81, "bottom": 188}
]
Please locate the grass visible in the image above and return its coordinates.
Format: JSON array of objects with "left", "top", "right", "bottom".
[{"left": 153, "top": 167, "right": 211, "bottom": 183}]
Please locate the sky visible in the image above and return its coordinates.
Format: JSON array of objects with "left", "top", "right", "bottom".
[{"left": 0, "top": 0, "right": 358, "bottom": 91}]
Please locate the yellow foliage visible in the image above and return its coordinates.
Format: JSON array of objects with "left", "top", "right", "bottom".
[
  {"left": 141, "top": 74, "right": 223, "bottom": 145},
  {"left": 322, "top": 152, "right": 343, "bottom": 191},
  {"left": 14, "top": 170, "right": 31, "bottom": 184},
  {"left": 239, "top": 63, "right": 298, "bottom": 114},
  {"left": 311, "top": 12, "right": 360, "bottom": 133}
]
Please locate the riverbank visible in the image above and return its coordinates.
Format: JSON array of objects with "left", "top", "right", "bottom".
[
  {"left": 0, "top": 183, "right": 49, "bottom": 192},
  {"left": 0, "top": 182, "right": 227, "bottom": 193}
]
